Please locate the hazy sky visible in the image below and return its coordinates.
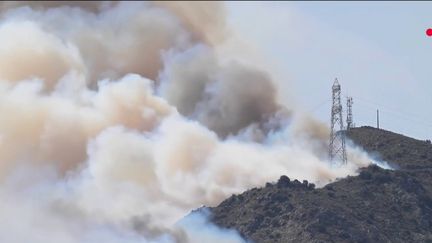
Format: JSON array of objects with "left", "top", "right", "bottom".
[{"left": 226, "top": 1, "right": 432, "bottom": 140}]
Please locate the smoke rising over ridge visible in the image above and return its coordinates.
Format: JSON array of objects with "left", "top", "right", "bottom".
[{"left": 0, "top": 2, "right": 375, "bottom": 242}]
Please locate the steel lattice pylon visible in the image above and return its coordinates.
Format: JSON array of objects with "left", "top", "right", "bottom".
[{"left": 329, "top": 78, "right": 347, "bottom": 165}]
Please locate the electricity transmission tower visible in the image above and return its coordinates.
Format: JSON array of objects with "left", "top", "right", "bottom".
[
  {"left": 329, "top": 78, "right": 347, "bottom": 165},
  {"left": 346, "top": 97, "right": 354, "bottom": 130}
]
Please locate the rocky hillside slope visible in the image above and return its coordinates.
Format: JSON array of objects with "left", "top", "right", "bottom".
[
  {"left": 347, "top": 126, "right": 432, "bottom": 169},
  {"left": 206, "top": 126, "right": 432, "bottom": 243}
]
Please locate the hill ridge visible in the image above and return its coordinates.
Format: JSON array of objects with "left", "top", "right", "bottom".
[{"left": 205, "top": 126, "right": 432, "bottom": 242}]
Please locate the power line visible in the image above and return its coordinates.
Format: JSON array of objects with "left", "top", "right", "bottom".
[
  {"left": 307, "top": 98, "right": 331, "bottom": 113},
  {"left": 306, "top": 91, "right": 432, "bottom": 138},
  {"left": 347, "top": 95, "right": 432, "bottom": 126},
  {"left": 352, "top": 100, "right": 432, "bottom": 139},
  {"left": 352, "top": 98, "right": 432, "bottom": 128}
]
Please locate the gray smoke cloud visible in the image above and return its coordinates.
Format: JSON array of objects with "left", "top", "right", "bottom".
[
  {"left": 158, "top": 45, "right": 281, "bottom": 137},
  {"left": 0, "top": 2, "right": 376, "bottom": 242}
]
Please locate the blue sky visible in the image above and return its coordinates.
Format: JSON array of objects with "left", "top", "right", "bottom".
[{"left": 226, "top": 1, "right": 432, "bottom": 140}]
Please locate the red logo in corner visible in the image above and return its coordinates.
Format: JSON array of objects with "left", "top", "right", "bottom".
[{"left": 427, "top": 28, "right": 432, "bottom": 37}]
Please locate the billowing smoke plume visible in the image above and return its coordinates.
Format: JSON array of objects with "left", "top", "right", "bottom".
[{"left": 0, "top": 2, "right": 375, "bottom": 242}]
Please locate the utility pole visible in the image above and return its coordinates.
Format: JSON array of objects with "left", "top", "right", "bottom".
[
  {"left": 346, "top": 97, "right": 354, "bottom": 130},
  {"left": 329, "top": 78, "right": 347, "bottom": 165},
  {"left": 377, "top": 109, "right": 380, "bottom": 129}
]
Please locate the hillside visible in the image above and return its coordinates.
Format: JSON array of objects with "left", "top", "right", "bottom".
[
  {"left": 347, "top": 126, "right": 432, "bottom": 170},
  {"left": 206, "top": 126, "right": 432, "bottom": 242}
]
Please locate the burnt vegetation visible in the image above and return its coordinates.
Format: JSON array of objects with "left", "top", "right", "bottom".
[{"left": 204, "top": 126, "right": 432, "bottom": 242}]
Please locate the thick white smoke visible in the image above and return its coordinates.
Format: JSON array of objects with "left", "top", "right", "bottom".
[{"left": 0, "top": 2, "right": 374, "bottom": 242}]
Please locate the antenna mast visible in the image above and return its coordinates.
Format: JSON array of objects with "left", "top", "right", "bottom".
[
  {"left": 346, "top": 97, "right": 354, "bottom": 130},
  {"left": 329, "top": 78, "right": 347, "bottom": 165}
]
